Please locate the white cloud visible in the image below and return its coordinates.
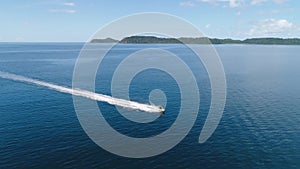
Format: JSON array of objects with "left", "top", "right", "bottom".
[
  {"left": 251, "top": 0, "right": 267, "bottom": 5},
  {"left": 47, "top": 2, "right": 76, "bottom": 14},
  {"left": 197, "top": 0, "right": 214, "bottom": 2},
  {"left": 63, "top": 2, "right": 75, "bottom": 6},
  {"left": 251, "top": 0, "right": 287, "bottom": 5},
  {"left": 197, "top": 0, "right": 244, "bottom": 8},
  {"left": 247, "top": 19, "right": 296, "bottom": 36},
  {"left": 48, "top": 9, "right": 77, "bottom": 13},
  {"left": 227, "top": 0, "right": 243, "bottom": 8},
  {"left": 197, "top": 0, "right": 286, "bottom": 7},
  {"left": 179, "top": 1, "right": 195, "bottom": 7},
  {"left": 205, "top": 24, "right": 211, "bottom": 28}
]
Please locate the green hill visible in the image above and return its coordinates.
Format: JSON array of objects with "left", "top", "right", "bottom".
[
  {"left": 90, "top": 36, "right": 300, "bottom": 45},
  {"left": 90, "top": 38, "right": 118, "bottom": 43}
]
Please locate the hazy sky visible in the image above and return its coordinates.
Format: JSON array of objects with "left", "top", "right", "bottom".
[{"left": 1, "top": 0, "right": 299, "bottom": 42}]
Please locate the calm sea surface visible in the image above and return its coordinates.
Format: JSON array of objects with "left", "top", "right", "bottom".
[{"left": 0, "top": 43, "right": 299, "bottom": 168}]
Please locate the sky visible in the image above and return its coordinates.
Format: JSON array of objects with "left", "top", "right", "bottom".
[{"left": 0, "top": 0, "right": 299, "bottom": 42}]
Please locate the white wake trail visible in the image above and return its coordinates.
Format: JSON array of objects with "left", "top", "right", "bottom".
[{"left": 0, "top": 71, "right": 163, "bottom": 113}]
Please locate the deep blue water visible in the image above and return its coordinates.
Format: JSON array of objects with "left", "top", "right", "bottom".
[{"left": 0, "top": 43, "right": 299, "bottom": 168}]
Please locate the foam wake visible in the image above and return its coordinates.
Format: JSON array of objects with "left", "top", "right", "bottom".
[{"left": 0, "top": 71, "right": 163, "bottom": 113}]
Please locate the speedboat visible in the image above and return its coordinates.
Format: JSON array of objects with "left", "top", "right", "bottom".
[{"left": 159, "top": 106, "right": 165, "bottom": 114}]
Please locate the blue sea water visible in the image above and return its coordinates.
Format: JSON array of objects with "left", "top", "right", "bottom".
[{"left": 0, "top": 43, "right": 299, "bottom": 168}]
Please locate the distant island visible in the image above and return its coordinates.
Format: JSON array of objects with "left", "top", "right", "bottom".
[
  {"left": 90, "top": 38, "right": 119, "bottom": 43},
  {"left": 91, "top": 36, "right": 300, "bottom": 45}
]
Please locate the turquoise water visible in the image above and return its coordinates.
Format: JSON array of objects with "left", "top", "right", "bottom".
[{"left": 0, "top": 43, "right": 299, "bottom": 168}]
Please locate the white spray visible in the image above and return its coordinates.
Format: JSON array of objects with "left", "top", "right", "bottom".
[{"left": 0, "top": 71, "right": 164, "bottom": 113}]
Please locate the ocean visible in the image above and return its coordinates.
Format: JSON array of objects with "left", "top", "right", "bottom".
[{"left": 0, "top": 43, "right": 299, "bottom": 168}]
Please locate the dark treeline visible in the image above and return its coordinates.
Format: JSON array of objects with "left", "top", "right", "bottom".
[{"left": 91, "top": 36, "right": 300, "bottom": 45}]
